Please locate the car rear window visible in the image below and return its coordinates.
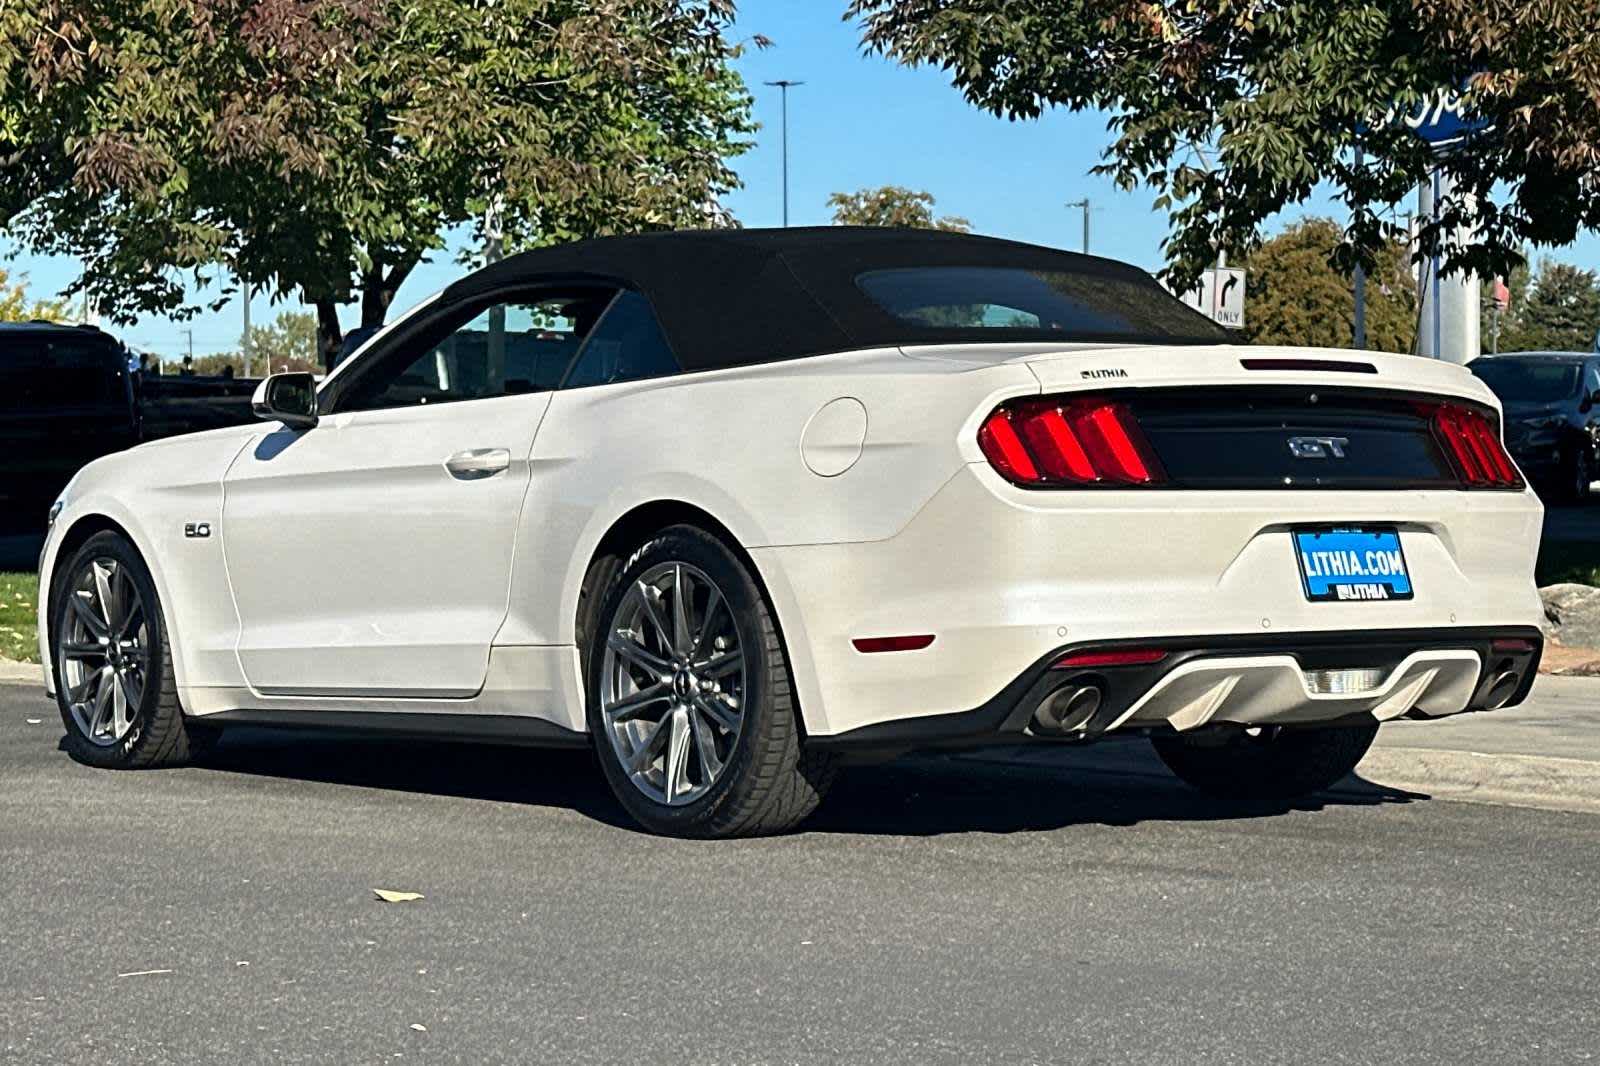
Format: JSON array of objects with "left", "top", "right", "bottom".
[
  {"left": 855, "top": 266, "right": 1228, "bottom": 344},
  {"left": 1470, "top": 360, "right": 1581, "bottom": 404},
  {"left": 0, "top": 335, "right": 127, "bottom": 410}
]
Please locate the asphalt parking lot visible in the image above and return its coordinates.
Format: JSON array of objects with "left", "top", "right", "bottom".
[{"left": 2, "top": 681, "right": 1597, "bottom": 1065}]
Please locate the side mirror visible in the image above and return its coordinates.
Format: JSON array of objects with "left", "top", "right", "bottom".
[{"left": 251, "top": 372, "right": 319, "bottom": 430}]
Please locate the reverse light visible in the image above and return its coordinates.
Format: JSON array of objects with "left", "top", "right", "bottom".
[
  {"left": 1053, "top": 648, "right": 1169, "bottom": 669},
  {"left": 978, "top": 395, "right": 1165, "bottom": 487},
  {"left": 1491, "top": 638, "right": 1536, "bottom": 653},
  {"left": 1426, "top": 403, "right": 1522, "bottom": 489}
]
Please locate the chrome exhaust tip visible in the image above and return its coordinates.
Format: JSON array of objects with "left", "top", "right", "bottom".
[
  {"left": 1482, "top": 670, "right": 1520, "bottom": 710},
  {"left": 1032, "top": 683, "right": 1103, "bottom": 734}
]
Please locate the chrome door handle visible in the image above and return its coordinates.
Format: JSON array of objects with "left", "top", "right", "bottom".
[{"left": 444, "top": 448, "right": 511, "bottom": 480}]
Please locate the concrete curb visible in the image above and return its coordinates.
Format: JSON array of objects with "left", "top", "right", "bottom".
[
  {"left": 0, "top": 659, "right": 41, "bottom": 684},
  {"left": 1354, "top": 747, "right": 1600, "bottom": 815}
]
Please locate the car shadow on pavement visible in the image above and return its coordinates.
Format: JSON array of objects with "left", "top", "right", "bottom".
[
  {"left": 808, "top": 744, "right": 1424, "bottom": 836},
  {"left": 184, "top": 727, "right": 1426, "bottom": 837},
  {"left": 191, "top": 727, "right": 640, "bottom": 831}
]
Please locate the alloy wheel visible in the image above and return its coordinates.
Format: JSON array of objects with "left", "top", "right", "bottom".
[
  {"left": 57, "top": 557, "right": 150, "bottom": 747},
  {"left": 598, "top": 561, "right": 747, "bottom": 806}
]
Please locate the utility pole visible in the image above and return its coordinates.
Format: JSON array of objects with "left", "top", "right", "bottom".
[
  {"left": 241, "top": 282, "right": 252, "bottom": 378},
  {"left": 1064, "top": 198, "right": 1091, "bottom": 253},
  {"left": 764, "top": 80, "right": 804, "bottom": 227},
  {"left": 1352, "top": 148, "right": 1367, "bottom": 349}
]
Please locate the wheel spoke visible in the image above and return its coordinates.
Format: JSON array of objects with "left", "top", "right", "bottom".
[
  {"left": 662, "top": 705, "right": 691, "bottom": 802},
  {"left": 626, "top": 714, "right": 672, "bottom": 774},
  {"left": 70, "top": 593, "right": 108, "bottom": 639},
  {"left": 689, "top": 705, "right": 723, "bottom": 781},
  {"left": 670, "top": 564, "right": 692, "bottom": 655},
  {"left": 92, "top": 561, "right": 118, "bottom": 634},
  {"left": 693, "top": 587, "right": 723, "bottom": 653},
  {"left": 111, "top": 670, "right": 132, "bottom": 738},
  {"left": 698, "top": 650, "right": 743, "bottom": 679},
  {"left": 693, "top": 692, "right": 740, "bottom": 734},
  {"left": 636, "top": 581, "right": 674, "bottom": 655},
  {"left": 114, "top": 583, "right": 142, "bottom": 640},
  {"left": 89, "top": 666, "right": 115, "bottom": 736},
  {"left": 607, "top": 631, "right": 672, "bottom": 680},
  {"left": 60, "top": 641, "right": 106, "bottom": 662},
  {"left": 605, "top": 680, "right": 671, "bottom": 723}
]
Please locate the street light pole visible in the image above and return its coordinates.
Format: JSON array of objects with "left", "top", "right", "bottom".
[
  {"left": 764, "top": 80, "right": 804, "bottom": 227},
  {"left": 1065, "top": 198, "right": 1091, "bottom": 253}
]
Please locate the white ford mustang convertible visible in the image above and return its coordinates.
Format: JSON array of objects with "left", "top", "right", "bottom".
[{"left": 38, "top": 228, "right": 1545, "bottom": 836}]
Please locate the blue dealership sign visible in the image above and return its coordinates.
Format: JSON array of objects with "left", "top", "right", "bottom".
[{"left": 1386, "top": 88, "right": 1490, "bottom": 149}]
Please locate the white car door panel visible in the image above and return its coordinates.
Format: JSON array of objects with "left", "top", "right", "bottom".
[{"left": 222, "top": 394, "right": 547, "bottom": 697}]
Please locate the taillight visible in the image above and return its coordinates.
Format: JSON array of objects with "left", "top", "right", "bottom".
[
  {"left": 1427, "top": 403, "right": 1522, "bottom": 489},
  {"left": 978, "top": 395, "right": 1165, "bottom": 487}
]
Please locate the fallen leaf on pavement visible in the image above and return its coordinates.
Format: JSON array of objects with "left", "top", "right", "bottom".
[
  {"left": 410, "top": 1024, "right": 427, "bottom": 1032},
  {"left": 373, "top": 889, "right": 425, "bottom": 903}
]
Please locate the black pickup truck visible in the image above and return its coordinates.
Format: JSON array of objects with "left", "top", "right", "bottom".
[{"left": 0, "top": 322, "right": 140, "bottom": 535}]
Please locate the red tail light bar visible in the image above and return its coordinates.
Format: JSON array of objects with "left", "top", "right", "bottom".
[
  {"left": 1424, "top": 402, "right": 1523, "bottom": 489},
  {"left": 978, "top": 395, "right": 1165, "bottom": 488}
]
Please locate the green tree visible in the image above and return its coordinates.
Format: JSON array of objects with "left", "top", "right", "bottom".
[
  {"left": 0, "top": 268, "right": 67, "bottom": 322},
  {"left": 1238, "top": 218, "right": 1416, "bottom": 353},
  {"left": 828, "top": 186, "right": 970, "bottom": 231},
  {"left": 1, "top": 0, "right": 755, "bottom": 367},
  {"left": 1481, "top": 259, "right": 1531, "bottom": 354},
  {"left": 1496, "top": 260, "right": 1600, "bottom": 352},
  {"left": 242, "top": 311, "right": 321, "bottom": 374},
  {"left": 851, "top": 0, "right": 1600, "bottom": 288}
]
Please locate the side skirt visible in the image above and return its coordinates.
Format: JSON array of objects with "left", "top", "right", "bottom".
[{"left": 198, "top": 709, "right": 591, "bottom": 749}]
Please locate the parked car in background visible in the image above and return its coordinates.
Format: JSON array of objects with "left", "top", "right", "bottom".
[
  {"left": 1469, "top": 352, "right": 1600, "bottom": 504},
  {"left": 0, "top": 322, "right": 139, "bottom": 535},
  {"left": 137, "top": 372, "right": 260, "bottom": 440}
]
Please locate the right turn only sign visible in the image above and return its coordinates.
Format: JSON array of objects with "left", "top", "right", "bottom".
[{"left": 1175, "top": 267, "right": 1246, "bottom": 329}]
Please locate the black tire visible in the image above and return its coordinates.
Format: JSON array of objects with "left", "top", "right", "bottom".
[
  {"left": 585, "top": 525, "right": 836, "bottom": 837},
  {"left": 1559, "top": 447, "right": 1594, "bottom": 505},
  {"left": 1150, "top": 720, "right": 1379, "bottom": 801},
  {"left": 49, "top": 530, "right": 213, "bottom": 769}
]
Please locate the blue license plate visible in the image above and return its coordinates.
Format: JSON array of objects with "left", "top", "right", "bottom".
[{"left": 1292, "top": 527, "right": 1413, "bottom": 602}]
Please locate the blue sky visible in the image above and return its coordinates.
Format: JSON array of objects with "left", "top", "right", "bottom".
[{"left": 4, "top": 0, "right": 1598, "bottom": 356}]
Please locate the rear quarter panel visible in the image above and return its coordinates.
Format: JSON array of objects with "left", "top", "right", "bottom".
[{"left": 496, "top": 345, "right": 1036, "bottom": 656}]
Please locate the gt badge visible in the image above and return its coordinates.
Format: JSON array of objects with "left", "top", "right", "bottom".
[{"left": 1287, "top": 436, "right": 1349, "bottom": 459}]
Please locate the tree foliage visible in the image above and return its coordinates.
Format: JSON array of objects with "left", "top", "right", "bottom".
[
  {"left": 1, "top": 0, "right": 755, "bottom": 366},
  {"left": 828, "top": 186, "right": 970, "bottom": 231},
  {"left": 0, "top": 268, "right": 67, "bottom": 322},
  {"left": 850, "top": 0, "right": 1600, "bottom": 289},
  {"left": 1238, "top": 217, "right": 1416, "bottom": 353},
  {"left": 1493, "top": 260, "right": 1600, "bottom": 353}
]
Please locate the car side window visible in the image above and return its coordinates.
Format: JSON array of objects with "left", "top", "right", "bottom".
[
  {"left": 1586, "top": 364, "right": 1600, "bottom": 401},
  {"left": 338, "top": 289, "right": 616, "bottom": 412},
  {"left": 561, "top": 291, "right": 680, "bottom": 390}
]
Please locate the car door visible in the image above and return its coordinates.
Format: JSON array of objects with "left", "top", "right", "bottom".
[{"left": 221, "top": 287, "right": 615, "bottom": 697}]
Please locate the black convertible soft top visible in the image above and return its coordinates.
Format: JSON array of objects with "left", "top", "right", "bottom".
[{"left": 441, "top": 227, "right": 1225, "bottom": 372}]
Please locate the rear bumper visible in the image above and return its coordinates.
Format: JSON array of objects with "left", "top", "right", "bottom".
[
  {"left": 757, "top": 464, "right": 1545, "bottom": 738},
  {"left": 809, "top": 627, "right": 1542, "bottom": 757}
]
